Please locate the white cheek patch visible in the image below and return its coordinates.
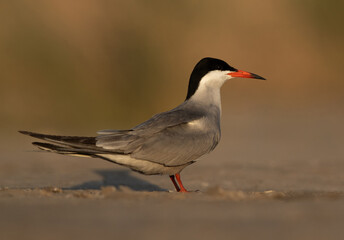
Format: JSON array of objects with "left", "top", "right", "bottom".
[{"left": 198, "top": 70, "right": 231, "bottom": 89}]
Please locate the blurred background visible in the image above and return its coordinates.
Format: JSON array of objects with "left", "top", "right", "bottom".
[
  {"left": 0, "top": 0, "right": 343, "bottom": 190},
  {"left": 1, "top": 1, "right": 344, "bottom": 240}
]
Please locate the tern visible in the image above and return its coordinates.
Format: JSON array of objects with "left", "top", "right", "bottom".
[{"left": 20, "top": 57, "right": 265, "bottom": 192}]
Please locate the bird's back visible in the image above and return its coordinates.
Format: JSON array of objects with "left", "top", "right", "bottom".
[{"left": 97, "top": 101, "right": 221, "bottom": 167}]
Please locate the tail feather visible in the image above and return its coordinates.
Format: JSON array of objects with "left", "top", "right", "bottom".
[
  {"left": 32, "top": 142, "right": 120, "bottom": 165},
  {"left": 32, "top": 142, "right": 98, "bottom": 155},
  {"left": 19, "top": 130, "right": 97, "bottom": 149},
  {"left": 20, "top": 130, "right": 126, "bottom": 165}
]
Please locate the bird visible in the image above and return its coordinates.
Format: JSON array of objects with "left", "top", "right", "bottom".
[{"left": 20, "top": 57, "right": 265, "bottom": 192}]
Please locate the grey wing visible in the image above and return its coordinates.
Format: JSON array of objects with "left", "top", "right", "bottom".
[
  {"left": 132, "top": 107, "right": 202, "bottom": 133},
  {"left": 96, "top": 107, "right": 218, "bottom": 165},
  {"left": 96, "top": 129, "right": 139, "bottom": 153},
  {"left": 131, "top": 121, "right": 220, "bottom": 166}
]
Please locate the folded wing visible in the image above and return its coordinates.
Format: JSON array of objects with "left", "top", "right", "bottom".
[{"left": 96, "top": 108, "right": 219, "bottom": 166}]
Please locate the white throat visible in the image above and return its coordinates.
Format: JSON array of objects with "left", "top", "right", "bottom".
[{"left": 188, "top": 70, "right": 230, "bottom": 108}]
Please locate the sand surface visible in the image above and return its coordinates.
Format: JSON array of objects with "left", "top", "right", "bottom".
[
  {"left": 1, "top": 187, "right": 344, "bottom": 240},
  {"left": 1, "top": 136, "right": 344, "bottom": 240}
]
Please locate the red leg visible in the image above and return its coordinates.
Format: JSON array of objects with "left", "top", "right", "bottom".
[
  {"left": 175, "top": 173, "right": 188, "bottom": 192},
  {"left": 169, "top": 175, "right": 180, "bottom": 192}
]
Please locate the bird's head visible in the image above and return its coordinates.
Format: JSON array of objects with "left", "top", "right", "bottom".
[{"left": 185, "top": 57, "right": 265, "bottom": 100}]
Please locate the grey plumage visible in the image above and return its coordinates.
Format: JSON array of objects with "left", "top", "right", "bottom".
[
  {"left": 97, "top": 102, "right": 220, "bottom": 166},
  {"left": 20, "top": 57, "right": 265, "bottom": 191},
  {"left": 20, "top": 101, "right": 221, "bottom": 174}
]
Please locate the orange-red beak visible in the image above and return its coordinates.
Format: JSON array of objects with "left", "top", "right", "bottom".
[{"left": 228, "top": 69, "right": 265, "bottom": 80}]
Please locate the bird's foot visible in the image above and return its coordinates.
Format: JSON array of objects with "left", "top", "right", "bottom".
[{"left": 169, "top": 173, "right": 189, "bottom": 193}]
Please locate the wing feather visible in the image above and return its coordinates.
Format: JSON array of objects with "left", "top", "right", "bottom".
[{"left": 96, "top": 105, "right": 220, "bottom": 166}]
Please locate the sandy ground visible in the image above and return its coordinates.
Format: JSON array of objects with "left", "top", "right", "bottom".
[
  {"left": 1, "top": 130, "right": 344, "bottom": 240},
  {"left": 1, "top": 187, "right": 343, "bottom": 240}
]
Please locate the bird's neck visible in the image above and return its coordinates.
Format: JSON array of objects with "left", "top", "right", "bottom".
[{"left": 188, "top": 86, "right": 222, "bottom": 112}]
